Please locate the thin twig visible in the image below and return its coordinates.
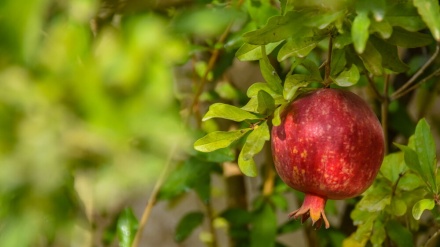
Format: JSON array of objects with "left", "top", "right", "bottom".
[
  {"left": 131, "top": 143, "right": 179, "bottom": 247},
  {"left": 391, "top": 67, "right": 440, "bottom": 101},
  {"left": 205, "top": 200, "right": 219, "bottom": 247},
  {"left": 324, "top": 35, "right": 333, "bottom": 86},
  {"left": 366, "top": 74, "right": 384, "bottom": 101},
  {"left": 381, "top": 74, "right": 390, "bottom": 155},
  {"left": 425, "top": 228, "right": 440, "bottom": 247},
  {"left": 391, "top": 44, "right": 440, "bottom": 100}
]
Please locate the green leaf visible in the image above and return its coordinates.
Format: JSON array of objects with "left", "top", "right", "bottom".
[
  {"left": 196, "top": 147, "right": 236, "bottom": 163},
  {"left": 175, "top": 211, "right": 204, "bottom": 243},
  {"left": 301, "top": 59, "right": 322, "bottom": 80},
  {"left": 283, "top": 74, "right": 310, "bottom": 101},
  {"left": 277, "top": 219, "right": 301, "bottom": 234},
  {"left": 272, "top": 103, "right": 288, "bottom": 126},
  {"left": 246, "top": 82, "right": 282, "bottom": 99},
  {"left": 236, "top": 41, "right": 283, "bottom": 61},
  {"left": 251, "top": 203, "right": 277, "bottom": 247},
  {"left": 158, "top": 158, "right": 221, "bottom": 201},
  {"left": 194, "top": 129, "right": 252, "bottom": 152},
  {"left": 357, "top": 41, "right": 383, "bottom": 76},
  {"left": 260, "top": 47, "right": 283, "bottom": 93},
  {"left": 371, "top": 220, "right": 386, "bottom": 247},
  {"left": 117, "top": 208, "right": 138, "bottom": 247},
  {"left": 414, "top": 118, "right": 437, "bottom": 193},
  {"left": 257, "top": 90, "right": 275, "bottom": 114},
  {"left": 352, "top": 12, "right": 371, "bottom": 54},
  {"left": 386, "top": 3, "right": 426, "bottom": 32},
  {"left": 203, "top": 103, "right": 260, "bottom": 122},
  {"left": 242, "top": 10, "right": 311, "bottom": 45},
  {"left": 412, "top": 199, "right": 435, "bottom": 220},
  {"left": 279, "top": 0, "right": 288, "bottom": 15},
  {"left": 413, "top": 0, "right": 440, "bottom": 41},
  {"left": 379, "top": 152, "right": 406, "bottom": 183},
  {"left": 358, "top": 184, "right": 391, "bottom": 212},
  {"left": 369, "top": 36, "right": 409, "bottom": 73},
  {"left": 332, "top": 64, "right": 359, "bottom": 87},
  {"left": 385, "top": 27, "right": 433, "bottom": 48},
  {"left": 398, "top": 173, "right": 424, "bottom": 191},
  {"left": 334, "top": 32, "right": 352, "bottom": 49},
  {"left": 390, "top": 198, "right": 407, "bottom": 216},
  {"left": 370, "top": 19, "right": 392, "bottom": 39},
  {"left": 386, "top": 221, "right": 413, "bottom": 247},
  {"left": 394, "top": 144, "right": 422, "bottom": 171},
  {"left": 277, "top": 35, "right": 321, "bottom": 61},
  {"left": 238, "top": 121, "right": 270, "bottom": 177},
  {"left": 330, "top": 48, "right": 347, "bottom": 76}
]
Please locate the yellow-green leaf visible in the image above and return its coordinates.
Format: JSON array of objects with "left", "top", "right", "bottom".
[{"left": 194, "top": 129, "right": 251, "bottom": 152}]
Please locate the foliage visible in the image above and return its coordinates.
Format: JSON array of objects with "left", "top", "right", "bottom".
[{"left": 1, "top": 0, "right": 440, "bottom": 246}]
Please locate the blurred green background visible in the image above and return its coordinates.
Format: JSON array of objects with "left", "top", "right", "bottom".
[{"left": 0, "top": 0, "right": 194, "bottom": 245}]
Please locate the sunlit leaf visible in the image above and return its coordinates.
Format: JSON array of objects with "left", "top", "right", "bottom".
[
  {"left": 277, "top": 35, "right": 321, "bottom": 61},
  {"left": 194, "top": 129, "right": 251, "bottom": 152},
  {"left": 175, "top": 211, "right": 204, "bottom": 243},
  {"left": 398, "top": 173, "right": 424, "bottom": 191},
  {"left": 246, "top": 82, "right": 277, "bottom": 98},
  {"left": 272, "top": 103, "right": 288, "bottom": 126},
  {"left": 412, "top": 199, "right": 435, "bottom": 220},
  {"left": 358, "top": 185, "right": 391, "bottom": 212},
  {"left": 352, "top": 12, "right": 370, "bottom": 54},
  {"left": 390, "top": 198, "right": 407, "bottom": 216},
  {"left": 379, "top": 152, "right": 405, "bottom": 183},
  {"left": 242, "top": 10, "right": 311, "bottom": 45},
  {"left": 203, "top": 103, "right": 260, "bottom": 122},
  {"left": 260, "top": 47, "right": 284, "bottom": 94},
  {"left": 413, "top": 0, "right": 440, "bottom": 41},
  {"left": 238, "top": 121, "right": 270, "bottom": 177},
  {"left": 283, "top": 74, "right": 310, "bottom": 101},
  {"left": 370, "top": 19, "right": 392, "bottom": 39},
  {"left": 250, "top": 203, "right": 277, "bottom": 247},
  {"left": 117, "top": 208, "right": 138, "bottom": 247},
  {"left": 394, "top": 143, "right": 429, "bottom": 188},
  {"left": 414, "top": 119, "right": 437, "bottom": 193},
  {"left": 236, "top": 41, "right": 283, "bottom": 61},
  {"left": 371, "top": 220, "right": 386, "bottom": 247},
  {"left": 332, "top": 64, "right": 359, "bottom": 87}
]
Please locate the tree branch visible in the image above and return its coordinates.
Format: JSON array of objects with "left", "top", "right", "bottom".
[
  {"left": 391, "top": 67, "right": 440, "bottom": 101},
  {"left": 391, "top": 44, "right": 440, "bottom": 100},
  {"left": 131, "top": 143, "right": 178, "bottom": 247}
]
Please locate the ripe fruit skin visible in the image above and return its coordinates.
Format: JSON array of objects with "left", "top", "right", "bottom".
[{"left": 271, "top": 88, "right": 384, "bottom": 229}]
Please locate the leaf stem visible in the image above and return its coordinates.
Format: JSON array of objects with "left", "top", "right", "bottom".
[
  {"left": 324, "top": 35, "right": 333, "bottom": 86},
  {"left": 391, "top": 43, "right": 440, "bottom": 100},
  {"left": 131, "top": 143, "right": 178, "bottom": 247}
]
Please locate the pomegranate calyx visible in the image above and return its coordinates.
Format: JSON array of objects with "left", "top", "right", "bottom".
[{"left": 288, "top": 193, "right": 330, "bottom": 229}]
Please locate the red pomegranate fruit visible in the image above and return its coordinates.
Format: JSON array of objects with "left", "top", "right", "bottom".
[{"left": 271, "top": 88, "right": 384, "bottom": 229}]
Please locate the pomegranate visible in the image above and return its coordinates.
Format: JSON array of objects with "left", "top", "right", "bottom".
[{"left": 271, "top": 88, "right": 384, "bottom": 229}]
